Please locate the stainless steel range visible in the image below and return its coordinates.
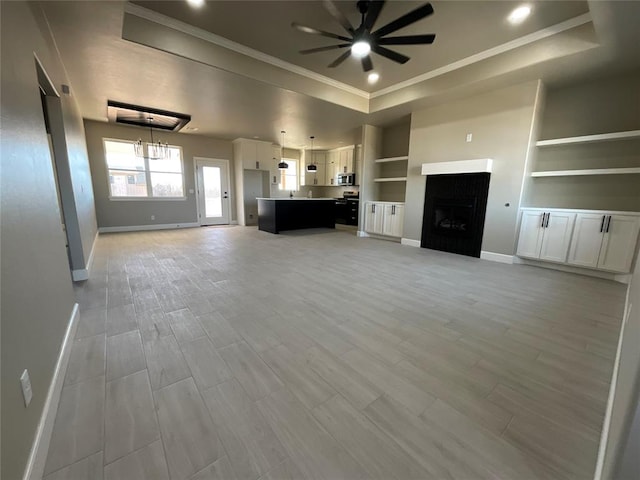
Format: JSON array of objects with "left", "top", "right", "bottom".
[{"left": 335, "top": 191, "right": 359, "bottom": 226}]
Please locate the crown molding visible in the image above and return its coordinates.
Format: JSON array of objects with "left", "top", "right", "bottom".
[
  {"left": 124, "top": 3, "right": 370, "bottom": 100},
  {"left": 370, "top": 12, "right": 593, "bottom": 98}
]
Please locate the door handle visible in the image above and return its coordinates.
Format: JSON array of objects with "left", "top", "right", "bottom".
[
  {"left": 605, "top": 215, "right": 612, "bottom": 233},
  {"left": 600, "top": 215, "right": 606, "bottom": 232},
  {"left": 540, "top": 213, "right": 546, "bottom": 228}
]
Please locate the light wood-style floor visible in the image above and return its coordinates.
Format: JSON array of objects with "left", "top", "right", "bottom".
[{"left": 44, "top": 226, "right": 625, "bottom": 480}]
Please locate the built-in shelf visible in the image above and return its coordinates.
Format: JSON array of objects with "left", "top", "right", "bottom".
[
  {"left": 531, "top": 167, "right": 640, "bottom": 177},
  {"left": 374, "top": 177, "right": 408, "bottom": 182},
  {"left": 374, "top": 156, "right": 409, "bottom": 163},
  {"left": 536, "top": 130, "right": 640, "bottom": 147}
]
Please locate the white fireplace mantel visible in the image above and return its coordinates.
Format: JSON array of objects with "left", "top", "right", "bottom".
[{"left": 421, "top": 159, "right": 493, "bottom": 175}]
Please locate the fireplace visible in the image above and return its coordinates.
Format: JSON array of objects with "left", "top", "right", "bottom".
[{"left": 421, "top": 172, "right": 490, "bottom": 258}]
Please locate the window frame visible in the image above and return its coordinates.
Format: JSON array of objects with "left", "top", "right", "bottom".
[
  {"left": 278, "top": 158, "right": 299, "bottom": 191},
  {"left": 103, "top": 138, "right": 187, "bottom": 201}
]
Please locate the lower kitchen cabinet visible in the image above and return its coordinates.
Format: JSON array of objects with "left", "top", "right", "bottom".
[
  {"left": 364, "top": 202, "right": 404, "bottom": 238},
  {"left": 517, "top": 208, "right": 640, "bottom": 274},
  {"left": 568, "top": 213, "right": 640, "bottom": 273}
]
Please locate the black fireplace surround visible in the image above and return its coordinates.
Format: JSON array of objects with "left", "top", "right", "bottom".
[{"left": 421, "top": 173, "right": 490, "bottom": 258}]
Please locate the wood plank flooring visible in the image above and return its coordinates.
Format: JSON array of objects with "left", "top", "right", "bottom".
[{"left": 44, "top": 226, "right": 626, "bottom": 479}]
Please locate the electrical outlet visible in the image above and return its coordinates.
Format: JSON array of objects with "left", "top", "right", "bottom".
[
  {"left": 466, "top": 133, "right": 473, "bottom": 142},
  {"left": 20, "top": 369, "right": 33, "bottom": 407},
  {"left": 151, "top": 215, "right": 155, "bottom": 220}
]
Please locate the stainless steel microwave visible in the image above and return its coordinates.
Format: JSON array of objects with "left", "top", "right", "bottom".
[{"left": 337, "top": 173, "right": 356, "bottom": 186}]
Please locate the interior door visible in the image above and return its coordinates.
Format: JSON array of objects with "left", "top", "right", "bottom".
[{"left": 196, "top": 158, "right": 230, "bottom": 225}]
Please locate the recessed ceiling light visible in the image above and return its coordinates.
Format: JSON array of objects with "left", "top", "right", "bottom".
[
  {"left": 186, "top": 0, "right": 205, "bottom": 8},
  {"left": 253, "top": 136, "right": 260, "bottom": 139},
  {"left": 351, "top": 41, "right": 371, "bottom": 58},
  {"left": 185, "top": 126, "right": 199, "bottom": 132},
  {"left": 508, "top": 5, "right": 531, "bottom": 24},
  {"left": 367, "top": 72, "right": 380, "bottom": 84}
]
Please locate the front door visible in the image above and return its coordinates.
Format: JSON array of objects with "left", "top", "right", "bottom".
[{"left": 195, "top": 158, "right": 230, "bottom": 225}]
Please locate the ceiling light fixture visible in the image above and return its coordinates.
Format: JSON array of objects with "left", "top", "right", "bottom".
[
  {"left": 135, "top": 117, "right": 169, "bottom": 160},
  {"left": 351, "top": 40, "right": 371, "bottom": 58},
  {"left": 367, "top": 72, "right": 380, "bottom": 84},
  {"left": 307, "top": 136, "right": 317, "bottom": 172},
  {"left": 278, "top": 131, "right": 289, "bottom": 170},
  {"left": 508, "top": 5, "right": 531, "bottom": 24},
  {"left": 186, "top": 0, "right": 205, "bottom": 9}
]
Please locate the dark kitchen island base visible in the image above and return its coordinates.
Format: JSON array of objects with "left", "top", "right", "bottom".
[{"left": 257, "top": 198, "right": 336, "bottom": 234}]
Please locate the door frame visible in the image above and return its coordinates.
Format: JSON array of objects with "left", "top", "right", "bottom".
[{"left": 194, "top": 157, "right": 232, "bottom": 225}]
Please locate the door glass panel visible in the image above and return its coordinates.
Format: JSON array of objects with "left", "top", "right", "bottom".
[{"left": 203, "top": 166, "right": 222, "bottom": 217}]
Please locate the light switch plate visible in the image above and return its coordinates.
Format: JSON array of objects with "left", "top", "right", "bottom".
[{"left": 20, "top": 369, "right": 33, "bottom": 407}]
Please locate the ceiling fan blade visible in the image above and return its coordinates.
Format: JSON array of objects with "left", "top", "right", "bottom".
[
  {"left": 371, "top": 45, "right": 410, "bottom": 64},
  {"left": 299, "top": 44, "right": 351, "bottom": 55},
  {"left": 363, "top": 1, "right": 385, "bottom": 31},
  {"left": 328, "top": 50, "right": 352, "bottom": 68},
  {"left": 361, "top": 55, "right": 374, "bottom": 72},
  {"left": 373, "top": 3, "right": 434, "bottom": 38},
  {"left": 322, "top": 0, "right": 355, "bottom": 34},
  {"left": 378, "top": 34, "right": 436, "bottom": 45},
  {"left": 291, "top": 22, "right": 351, "bottom": 42}
]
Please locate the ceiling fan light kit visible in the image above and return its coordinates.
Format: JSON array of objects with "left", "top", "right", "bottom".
[{"left": 293, "top": 0, "right": 436, "bottom": 73}]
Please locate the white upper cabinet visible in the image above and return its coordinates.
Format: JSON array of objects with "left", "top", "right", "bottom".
[
  {"left": 237, "top": 140, "right": 273, "bottom": 170},
  {"left": 339, "top": 148, "right": 354, "bottom": 174}
]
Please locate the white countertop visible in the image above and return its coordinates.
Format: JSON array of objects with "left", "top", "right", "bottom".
[{"left": 256, "top": 197, "right": 336, "bottom": 201}]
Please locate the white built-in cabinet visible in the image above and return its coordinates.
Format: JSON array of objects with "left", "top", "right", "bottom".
[
  {"left": 303, "top": 146, "right": 355, "bottom": 186},
  {"left": 568, "top": 213, "right": 640, "bottom": 273},
  {"left": 236, "top": 140, "right": 274, "bottom": 171},
  {"left": 517, "top": 208, "right": 640, "bottom": 273},
  {"left": 364, "top": 202, "right": 404, "bottom": 238}
]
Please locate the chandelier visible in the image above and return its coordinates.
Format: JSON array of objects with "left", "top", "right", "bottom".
[{"left": 134, "top": 117, "right": 169, "bottom": 160}]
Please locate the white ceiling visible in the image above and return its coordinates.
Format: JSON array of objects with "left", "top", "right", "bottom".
[{"left": 39, "top": 0, "right": 640, "bottom": 149}]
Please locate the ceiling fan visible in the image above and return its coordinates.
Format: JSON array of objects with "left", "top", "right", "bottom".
[{"left": 292, "top": 0, "right": 436, "bottom": 72}]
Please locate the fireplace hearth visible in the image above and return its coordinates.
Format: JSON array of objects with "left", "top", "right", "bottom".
[{"left": 421, "top": 173, "right": 490, "bottom": 257}]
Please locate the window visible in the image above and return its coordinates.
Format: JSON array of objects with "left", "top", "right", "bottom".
[
  {"left": 279, "top": 159, "right": 298, "bottom": 191},
  {"left": 104, "top": 139, "right": 184, "bottom": 199}
]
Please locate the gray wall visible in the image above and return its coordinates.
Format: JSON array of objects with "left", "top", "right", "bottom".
[
  {"left": 404, "top": 81, "right": 540, "bottom": 255},
  {"left": 84, "top": 120, "right": 234, "bottom": 227},
  {"left": 1, "top": 3, "right": 95, "bottom": 478},
  {"left": 526, "top": 70, "right": 640, "bottom": 211},
  {"left": 381, "top": 120, "right": 410, "bottom": 158},
  {"left": 599, "top": 249, "right": 640, "bottom": 480}
]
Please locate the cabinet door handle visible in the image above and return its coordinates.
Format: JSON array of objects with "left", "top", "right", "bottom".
[
  {"left": 392, "top": 205, "right": 395, "bottom": 215},
  {"left": 545, "top": 213, "right": 551, "bottom": 228},
  {"left": 600, "top": 215, "right": 606, "bottom": 232},
  {"left": 540, "top": 213, "right": 546, "bottom": 228},
  {"left": 255, "top": 161, "right": 259, "bottom": 170},
  {"left": 372, "top": 204, "right": 375, "bottom": 213},
  {"left": 605, "top": 215, "right": 612, "bottom": 233}
]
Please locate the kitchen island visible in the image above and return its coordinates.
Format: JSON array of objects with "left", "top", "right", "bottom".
[{"left": 257, "top": 198, "right": 336, "bottom": 234}]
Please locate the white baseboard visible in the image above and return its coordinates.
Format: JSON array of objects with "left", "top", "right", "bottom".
[
  {"left": 71, "top": 269, "right": 89, "bottom": 281},
  {"left": 357, "top": 230, "right": 370, "bottom": 238},
  {"left": 86, "top": 230, "right": 99, "bottom": 274},
  {"left": 99, "top": 222, "right": 199, "bottom": 233},
  {"left": 401, "top": 238, "right": 421, "bottom": 248},
  {"left": 23, "top": 303, "right": 80, "bottom": 480},
  {"left": 514, "top": 257, "right": 631, "bottom": 284},
  {"left": 480, "top": 251, "right": 514, "bottom": 264},
  {"left": 230, "top": 220, "right": 239, "bottom": 225}
]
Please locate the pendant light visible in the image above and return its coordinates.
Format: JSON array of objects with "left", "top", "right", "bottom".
[
  {"left": 306, "top": 136, "right": 317, "bottom": 172},
  {"left": 278, "top": 130, "right": 289, "bottom": 170},
  {"left": 135, "top": 117, "right": 169, "bottom": 160}
]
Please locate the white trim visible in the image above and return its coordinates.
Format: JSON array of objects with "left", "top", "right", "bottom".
[
  {"left": 594, "top": 283, "right": 633, "bottom": 480},
  {"left": 480, "top": 251, "right": 514, "bottom": 264},
  {"left": 124, "top": 3, "right": 369, "bottom": 100},
  {"left": 401, "top": 238, "right": 421, "bottom": 248},
  {"left": 99, "top": 222, "right": 199, "bottom": 233},
  {"left": 230, "top": 220, "right": 239, "bottom": 225},
  {"left": 357, "top": 230, "right": 370, "bottom": 238},
  {"left": 421, "top": 159, "right": 493, "bottom": 175},
  {"left": 23, "top": 303, "right": 80, "bottom": 480},
  {"left": 86, "top": 230, "right": 98, "bottom": 275},
  {"left": 71, "top": 269, "right": 89, "bottom": 281},
  {"left": 520, "top": 207, "right": 640, "bottom": 216},
  {"left": 536, "top": 130, "right": 640, "bottom": 147},
  {"left": 531, "top": 168, "right": 640, "bottom": 177},
  {"left": 373, "top": 177, "right": 407, "bottom": 182},
  {"left": 375, "top": 156, "right": 409, "bottom": 163},
  {"left": 514, "top": 257, "right": 631, "bottom": 284},
  {"left": 370, "top": 13, "right": 593, "bottom": 98}
]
